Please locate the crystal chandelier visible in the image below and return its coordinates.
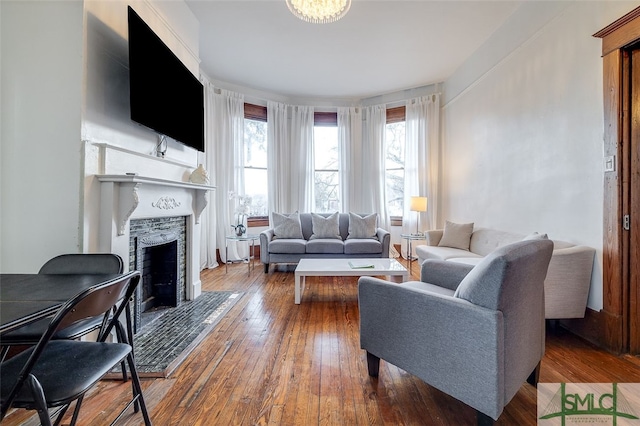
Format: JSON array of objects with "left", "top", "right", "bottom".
[{"left": 286, "top": 0, "right": 351, "bottom": 24}]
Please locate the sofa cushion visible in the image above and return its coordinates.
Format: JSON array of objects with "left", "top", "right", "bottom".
[
  {"left": 344, "top": 239, "right": 382, "bottom": 255},
  {"left": 347, "top": 213, "right": 378, "bottom": 239},
  {"left": 306, "top": 239, "right": 344, "bottom": 254},
  {"left": 447, "top": 257, "right": 482, "bottom": 266},
  {"left": 309, "top": 212, "right": 341, "bottom": 240},
  {"left": 272, "top": 212, "right": 304, "bottom": 239},
  {"left": 438, "top": 221, "right": 474, "bottom": 250},
  {"left": 268, "top": 238, "right": 306, "bottom": 254},
  {"left": 416, "top": 245, "right": 482, "bottom": 262}
]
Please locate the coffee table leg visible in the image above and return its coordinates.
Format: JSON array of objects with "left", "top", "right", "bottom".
[{"left": 295, "top": 273, "right": 301, "bottom": 304}]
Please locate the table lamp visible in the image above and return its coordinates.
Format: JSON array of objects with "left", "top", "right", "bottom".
[{"left": 410, "top": 196, "right": 428, "bottom": 235}]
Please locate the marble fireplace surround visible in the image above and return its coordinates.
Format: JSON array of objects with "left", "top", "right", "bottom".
[{"left": 92, "top": 143, "right": 215, "bottom": 301}]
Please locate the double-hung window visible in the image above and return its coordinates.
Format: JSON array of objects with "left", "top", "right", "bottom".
[
  {"left": 313, "top": 113, "right": 339, "bottom": 213},
  {"left": 385, "top": 106, "right": 406, "bottom": 219},
  {"left": 243, "top": 103, "right": 268, "bottom": 218}
]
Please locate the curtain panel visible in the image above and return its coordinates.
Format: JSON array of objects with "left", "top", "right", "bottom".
[
  {"left": 402, "top": 94, "right": 440, "bottom": 258},
  {"left": 202, "top": 85, "right": 245, "bottom": 266},
  {"left": 267, "top": 102, "right": 314, "bottom": 216}
]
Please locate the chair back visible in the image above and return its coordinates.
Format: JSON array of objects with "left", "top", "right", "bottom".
[
  {"left": 1, "top": 271, "right": 140, "bottom": 418},
  {"left": 453, "top": 239, "right": 553, "bottom": 403},
  {"left": 39, "top": 253, "right": 124, "bottom": 275}
]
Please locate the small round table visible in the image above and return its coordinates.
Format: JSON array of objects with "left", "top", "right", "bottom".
[
  {"left": 225, "top": 234, "right": 260, "bottom": 275},
  {"left": 400, "top": 233, "right": 425, "bottom": 274}
]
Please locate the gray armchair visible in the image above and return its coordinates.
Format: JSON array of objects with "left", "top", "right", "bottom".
[{"left": 358, "top": 239, "right": 553, "bottom": 425}]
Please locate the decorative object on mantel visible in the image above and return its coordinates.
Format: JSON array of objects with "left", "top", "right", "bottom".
[
  {"left": 229, "top": 191, "right": 252, "bottom": 236},
  {"left": 189, "top": 164, "right": 209, "bottom": 185},
  {"left": 285, "top": 0, "right": 351, "bottom": 24}
]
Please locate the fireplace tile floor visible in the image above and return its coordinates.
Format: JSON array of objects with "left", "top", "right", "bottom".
[{"left": 130, "top": 291, "right": 242, "bottom": 377}]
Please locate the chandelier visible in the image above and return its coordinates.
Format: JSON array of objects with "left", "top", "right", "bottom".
[{"left": 286, "top": 0, "right": 351, "bottom": 24}]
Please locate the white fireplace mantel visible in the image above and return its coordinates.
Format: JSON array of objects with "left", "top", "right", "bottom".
[
  {"left": 97, "top": 175, "right": 215, "bottom": 236},
  {"left": 96, "top": 174, "right": 215, "bottom": 301}
]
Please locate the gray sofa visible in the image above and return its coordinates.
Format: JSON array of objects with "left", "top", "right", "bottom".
[
  {"left": 359, "top": 240, "right": 554, "bottom": 423},
  {"left": 415, "top": 227, "right": 596, "bottom": 319},
  {"left": 260, "top": 212, "right": 390, "bottom": 272}
]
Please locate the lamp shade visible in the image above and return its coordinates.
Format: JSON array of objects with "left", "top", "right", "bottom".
[{"left": 410, "top": 196, "right": 428, "bottom": 212}]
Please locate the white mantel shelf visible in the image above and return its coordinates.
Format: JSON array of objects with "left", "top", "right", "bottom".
[{"left": 97, "top": 174, "right": 216, "bottom": 236}]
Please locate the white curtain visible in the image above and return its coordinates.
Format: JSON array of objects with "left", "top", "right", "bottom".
[
  {"left": 402, "top": 94, "right": 440, "bottom": 258},
  {"left": 362, "top": 105, "right": 389, "bottom": 229},
  {"left": 289, "top": 105, "right": 314, "bottom": 213},
  {"left": 202, "top": 85, "right": 245, "bottom": 265},
  {"left": 338, "top": 107, "right": 361, "bottom": 214},
  {"left": 268, "top": 102, "right": 314, "bottom": 215},
  {"left": 267, "top": 101, "right": 290, "bottom": 215}
]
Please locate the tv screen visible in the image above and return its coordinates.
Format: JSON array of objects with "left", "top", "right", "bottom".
[{"left": 128, "top": 6, "right": 204, "bottom": 152}]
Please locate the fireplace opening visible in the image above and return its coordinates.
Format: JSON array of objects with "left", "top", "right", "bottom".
[{"left": 134, "top": 231, "right": 181, "bottom": 331}]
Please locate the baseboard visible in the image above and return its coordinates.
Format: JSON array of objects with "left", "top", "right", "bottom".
[{"left": 560, "top": 308, "right": 611, "bottom": 352}]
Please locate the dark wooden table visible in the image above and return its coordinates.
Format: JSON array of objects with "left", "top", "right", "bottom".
[{"left": 0, "top": 274, "right": 120, "bottom": 335}]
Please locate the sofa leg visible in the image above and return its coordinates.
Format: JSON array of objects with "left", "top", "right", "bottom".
[
  {"left": 264, "top": 263, "right": 269, "bottom": 273},
  {"left": 477, "top": 410, "right": 494, "bottom": 426},
  {"left": 366, "top": 351, "right": 380, "bottom": 377},
  {"left": 527, "top": 361, "right": 541, "bottom": 387}
]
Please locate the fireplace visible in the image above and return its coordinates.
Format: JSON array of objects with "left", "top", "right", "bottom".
[{"left": 129, "top": 217, "right": 187, "bottom": 332}]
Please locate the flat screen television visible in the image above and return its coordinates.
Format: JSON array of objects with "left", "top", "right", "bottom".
[{"left": 128, "top": 6, "right": 204, "bottom": 152}]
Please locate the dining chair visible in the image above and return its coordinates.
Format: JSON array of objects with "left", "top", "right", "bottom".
[
  {"left": 0, "top": 253, "right": 133, "bottom": 382},
  {"left": 0, "top": 271, "right": 152, "bottom": 426}
]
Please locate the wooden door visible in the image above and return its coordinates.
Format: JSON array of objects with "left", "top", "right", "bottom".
[{"left": 630, "top": 47, "right": 640, "bottom": 354}]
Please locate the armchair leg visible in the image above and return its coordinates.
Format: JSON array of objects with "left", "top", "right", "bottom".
[
  {"left": 366, "top": 351, "right": 380, "bottom": 377},
  {"left": 527, "top": 361, "right": 541, "bottom": 387},
  {"left": 264, "top": 263, "right": 269, "bottom": 273},
  {"left": 477, "top": 410, "right": 494, "bottom": 426}
]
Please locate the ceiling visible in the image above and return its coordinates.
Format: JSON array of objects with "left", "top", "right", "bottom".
[{"left": 185, "top": 0, "right": 522, "bottom": 101}]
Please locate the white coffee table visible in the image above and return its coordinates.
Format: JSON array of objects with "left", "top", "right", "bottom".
[{"left": 294, "top": 258, "right": 408, "bottom": 304}]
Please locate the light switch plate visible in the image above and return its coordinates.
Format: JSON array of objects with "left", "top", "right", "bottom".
[{"left": 604, "top": 155, "right": 616, "bottom": 172}]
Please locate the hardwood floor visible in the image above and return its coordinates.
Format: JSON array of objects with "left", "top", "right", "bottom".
[{"left": 4, "top": 258, "right": 640, "bottom": 425}]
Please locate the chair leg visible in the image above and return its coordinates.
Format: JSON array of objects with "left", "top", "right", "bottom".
[
  {"left": 366, "top": 351, "right": 380, "bottom": 377},
  {"left": 68, "top": 395, "right": 84, "bottom": 426},
  {"left": 477, "top": 410, "right": 494, "bottom": 426},
  {"left": 264, "top": 263, "right": 269, "bottom": 273},
  {"left": 0, "top": 346, "right": 9, "bottom": 362},
  {"left": 527, "top": 361, "right": 541, "bottom": 387},
  {"left": 26, "top": 374, "right": 52, "bottom": 426},
  {"left": 126, "top": 353, "right": 152, "bottom": 426}
]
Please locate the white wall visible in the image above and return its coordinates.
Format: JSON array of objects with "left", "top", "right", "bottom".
[
  {"left": 1, "top": 1, "right": 84, "bottom": 272},
  {"left": 0, "top": 0, "right": 201, "bottom": 272},
  {"left": 441, "top": 1, "right": 638, "bottom": 311}
]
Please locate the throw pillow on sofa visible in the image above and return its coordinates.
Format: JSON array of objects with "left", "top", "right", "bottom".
[
  {"left": 272, "top": 212, "right": 304, "bottom": 239},
  {"left": 347, "top": 212, "right": 377, "bottom": 239},
  {"left": 438, "top": 220, "right": 474, "bottom": 250},
  {"left": 522, "top": 232, "right": 549, "bottom": 241},
  {"left": 309, "top": 212, "right": 341, "bottom": 240}
]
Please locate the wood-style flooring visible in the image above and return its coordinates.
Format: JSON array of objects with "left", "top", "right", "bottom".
[{"left": 4, "top": 258, "right": 640, "bottom": 425}]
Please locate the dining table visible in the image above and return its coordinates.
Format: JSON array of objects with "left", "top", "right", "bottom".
[{"left": 0, "top": 273, "right": 122, "bottom": 335}]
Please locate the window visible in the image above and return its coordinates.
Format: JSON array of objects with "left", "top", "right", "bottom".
[
  {"left": 244, "top": 104, "right": 268, "bottom": 217},
  {"left": 385, "top": 106, "right": 406, "bottom": 218},
  {"left": 314, "top": 125, "right": 340, "bottom": 212}
]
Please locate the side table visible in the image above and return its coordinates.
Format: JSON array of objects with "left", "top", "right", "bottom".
[
  {"left": 225, "top": 234, "right": 259, "bottom": 275},
  {"left": 400, "top": 233, "right": 425, "bottom": 275}
]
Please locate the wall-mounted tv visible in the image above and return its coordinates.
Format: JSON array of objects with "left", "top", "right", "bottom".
[{"left": 128, "top": 6, "right": 204, "bottom": 152}]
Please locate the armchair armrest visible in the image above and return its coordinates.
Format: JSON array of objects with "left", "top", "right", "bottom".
[
  {"left": 420, "top": 260, "right": 474, "bottom": 291},
  {"left": 424, "top": 229, "right": 443, "bottom": 246}
]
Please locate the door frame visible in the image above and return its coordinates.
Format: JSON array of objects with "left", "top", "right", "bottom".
[{"left": 594, "top": 6, "right": 640, "bottom": 354}]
